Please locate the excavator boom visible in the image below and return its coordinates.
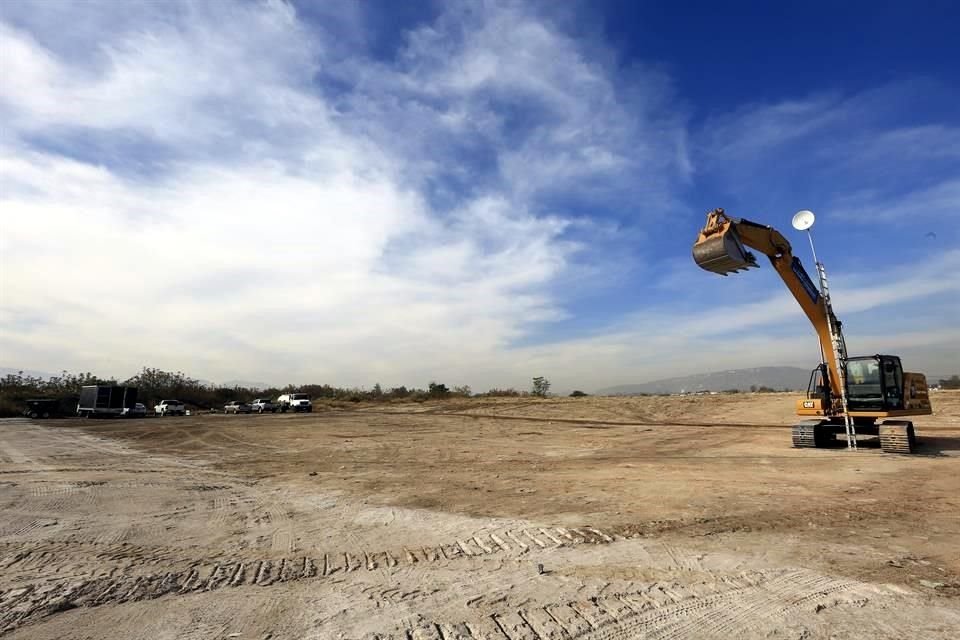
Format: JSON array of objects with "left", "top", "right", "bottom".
[{"left": 692, "top": 209, "right": 843, "bottom": 402}]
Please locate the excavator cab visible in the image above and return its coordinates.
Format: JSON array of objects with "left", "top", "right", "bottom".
[
  {"left": 692, "top": 209, "right": 759, "bottom": 275},
  {"left": 845, "top": 355, "right": 904, "bottom": 412}
]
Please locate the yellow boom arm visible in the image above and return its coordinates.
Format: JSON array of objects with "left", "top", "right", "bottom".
[{"left": 692, "top": 208, "right": 845, "bottom": 403}]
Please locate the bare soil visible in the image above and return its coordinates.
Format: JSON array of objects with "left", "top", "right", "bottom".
[{"left": 2, "top": 391, "right": 959, "bottom": 639}]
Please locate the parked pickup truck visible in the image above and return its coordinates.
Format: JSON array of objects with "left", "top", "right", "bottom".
[
  {"left": 277, "top": 393, "right": 312, "bottom": 413},
  {"left": 155, "top": 399, "right": 185, "bottom": 416},
  {"left": 224, "top": 400, "right": 252, "bottom": 414},
  {"left": 250, "top": 398, "right": 277, "bottom": 413}
]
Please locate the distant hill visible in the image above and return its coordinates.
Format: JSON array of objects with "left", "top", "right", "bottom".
[{"left": 595, "top": 366, "right": 811, "bottom": 395}]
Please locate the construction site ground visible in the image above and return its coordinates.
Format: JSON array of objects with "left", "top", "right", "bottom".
[{"left": 2, "top": 391, "right": 959, "bottom": 639}]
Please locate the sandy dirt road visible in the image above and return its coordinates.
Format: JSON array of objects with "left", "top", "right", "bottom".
[{"left": 1, "top": 392, "right": 958, "bottom": 638}]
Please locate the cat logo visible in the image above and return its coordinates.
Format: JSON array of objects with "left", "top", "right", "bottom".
[{"left": 803, "top": 401, "right": 816, "bottom": 408}]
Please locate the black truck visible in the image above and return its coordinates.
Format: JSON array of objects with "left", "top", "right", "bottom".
[
  {"left": 77, "top": 385, "right": 138, "bottom": 418},
  {"left": 23, "top": 398, "right": 74, "bottom": 419}
]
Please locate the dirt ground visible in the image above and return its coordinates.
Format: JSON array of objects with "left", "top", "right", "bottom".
[{"left": 2, "top": 391, "right": 959, "bottom": 639}]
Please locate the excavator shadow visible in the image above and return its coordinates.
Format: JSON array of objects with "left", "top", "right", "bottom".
[
  {"left": 912, "top": 435, "right": 960, "bottom": 457},
  {"left": 818, "top": 434, "right": 960, "bottom": 457}
]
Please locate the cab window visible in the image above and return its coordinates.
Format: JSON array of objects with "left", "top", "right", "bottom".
[{"left": 846, "top": 360, "right": 881, "bottom": 406}]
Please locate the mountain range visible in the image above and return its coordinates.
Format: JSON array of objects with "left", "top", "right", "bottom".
[{"left": 594, "top": 366, "right": 813, "bottom": 395}]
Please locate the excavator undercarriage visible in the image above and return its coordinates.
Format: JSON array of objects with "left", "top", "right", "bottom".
[{"left": 791, "top": 419, "right": 917, "bottom": 454}]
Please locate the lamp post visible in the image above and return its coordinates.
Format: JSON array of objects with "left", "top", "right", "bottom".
[{"left": 792, "top": 209, "right": 856, "bottom": 449}]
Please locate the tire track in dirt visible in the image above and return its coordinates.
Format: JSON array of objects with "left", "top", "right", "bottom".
[
  {"left": 371, "top": 570, "right": 896, "bottom": 640},
  {"left": 337, "top": 408, "right": 788, "bottom": 431},
  {"left": 28, "top": 481, "right": 105, "bottom": 510},
  {"left": 0, "top": 526, "right": 617, "bottom": 634},
  {"left": 337, "top": 407, "right": 960, "bottom": 434}
]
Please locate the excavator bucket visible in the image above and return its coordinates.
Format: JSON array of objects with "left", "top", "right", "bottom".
[{"left": 692, "top": 223, "right": 758, "bottom": 275}]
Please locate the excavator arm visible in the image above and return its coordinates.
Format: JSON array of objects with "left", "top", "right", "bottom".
[{"left": 692, "top": 208, "right": 845, "bottom": 403}]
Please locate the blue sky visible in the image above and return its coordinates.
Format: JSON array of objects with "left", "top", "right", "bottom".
[{"left": 1, "top": 0, "right": 958, "bottom": 390}]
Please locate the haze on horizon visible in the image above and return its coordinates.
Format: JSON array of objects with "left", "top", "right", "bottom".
[{"left": 2, "top": 1, "right": 958, "bottom": 392}]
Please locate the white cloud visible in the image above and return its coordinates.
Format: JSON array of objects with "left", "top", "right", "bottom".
[
  {"left": 495, "top": 249, "right": 960, "bottom": 390},
  {"left": 830, "top": 179, "right": 960, "bottom": 222},
  {"left": 0, "top": 0, "right": 686, "bottom": 388},
  {"left": 1, "top": 2, "right": 957, "bottom": 391}
]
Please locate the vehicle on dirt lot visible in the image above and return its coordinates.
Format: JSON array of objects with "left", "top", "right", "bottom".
[
  {"left": 277, "top": 393, "right": 312, "bottom": 413},
  {"left": 154, "top": 399, "right": 185, "bottom": 416},
  {"left": 123, "top": 402, "right": 147, "bottom": 417},
  {"left": 692, "top": 208, "right": 932, "bottom": 453},
  {"left": 23, "top": 398, "right": 72, "bottom": 419},
  {"left": 224, "top": 400, "right": 252, "bottom": 414},
  {"left": 250, "top": 398, "right": 277, "bottom": 413},
  {"left": 78, "top": 385, "right": 139, "bottom": 418}
]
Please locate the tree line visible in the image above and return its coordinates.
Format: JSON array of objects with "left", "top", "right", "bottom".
[{"left": 0, "top": 368, "right": 559, "bottom": 416}]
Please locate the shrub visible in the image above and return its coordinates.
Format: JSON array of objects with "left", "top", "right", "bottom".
[
  {"left": 483, "top": 388, "right": 521, "bottom": 397},
  {"left": 531, "top": 376, "right": 551, "bottom": 398}
]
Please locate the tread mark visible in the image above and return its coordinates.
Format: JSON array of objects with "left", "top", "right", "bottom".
[
  {"left": 465, "top": 617, "right": 512, "bottom": 640},
  {"left": 521, "top": 608, "right": 570, "bottom": 640},
  {"left": 410, "top": 623, "right": 443, "bottom": 640},
  {"left": 545, "top": 604, "right": 591, "bottom": 636},
  {"left": 473, "top": 536, "right": 494, "bottom": 554},
  {"left": 586, "top": 528, "right": 613, "bottom": 542},
  {"left": 490, "top": 534, "right": 510, "bottom": 552},
  {"left": 538, "top": 528, "right": 563, "bottom": 546},
  {"left": 524, "top": 530, "right": 546, "bottom": 548},
  {"left": 493, "top": 611, "right": 539, "bottom": 640},
  {"left": 229, "top": 563, "right": 245, "bottom": 587},
  {"left": 506, "top": 531, "right": 529, "bottom": 552},
  {"left": 554, "top": 528, "right": 576, "bottom": 543},
  {"left": 569, "top": 600, "right": 615, "bottom": 628},
  {"left": 439, "top": 622, "right": 473, "bottom": 640}
]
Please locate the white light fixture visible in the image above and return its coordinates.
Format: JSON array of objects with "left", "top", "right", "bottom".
[{"left": 792, "top": 209, "right": 816, "bottom": 231}]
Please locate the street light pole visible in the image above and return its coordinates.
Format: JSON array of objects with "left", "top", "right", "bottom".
[{"left": 792, "top": 210, "right": 856, "bottom": 449}]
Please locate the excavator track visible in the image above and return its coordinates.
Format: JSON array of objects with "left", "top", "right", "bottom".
[
  {"left": 791, "top": 420, "right": 832, "bottom": 448},
  {"left": 879, "top": 421, "right": 915, "bottom": 454}
]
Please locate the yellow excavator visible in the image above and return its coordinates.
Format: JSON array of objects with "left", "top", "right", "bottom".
[{"left": 692, "top": 208, "right": 932, "bottom": 453}]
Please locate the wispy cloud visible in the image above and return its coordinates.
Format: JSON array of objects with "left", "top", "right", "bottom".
[
  {"left": 0, "top": 0, "right": 688, "bottom": 387},
  {"left": 501, "top": 250, "right": 960, "bottom": 389},
  {"left": 1, "top": 1, "right": 957, "bottom": 390},
  {"left": 829, "top": 179, "right": 960, "bottom": 222}
]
